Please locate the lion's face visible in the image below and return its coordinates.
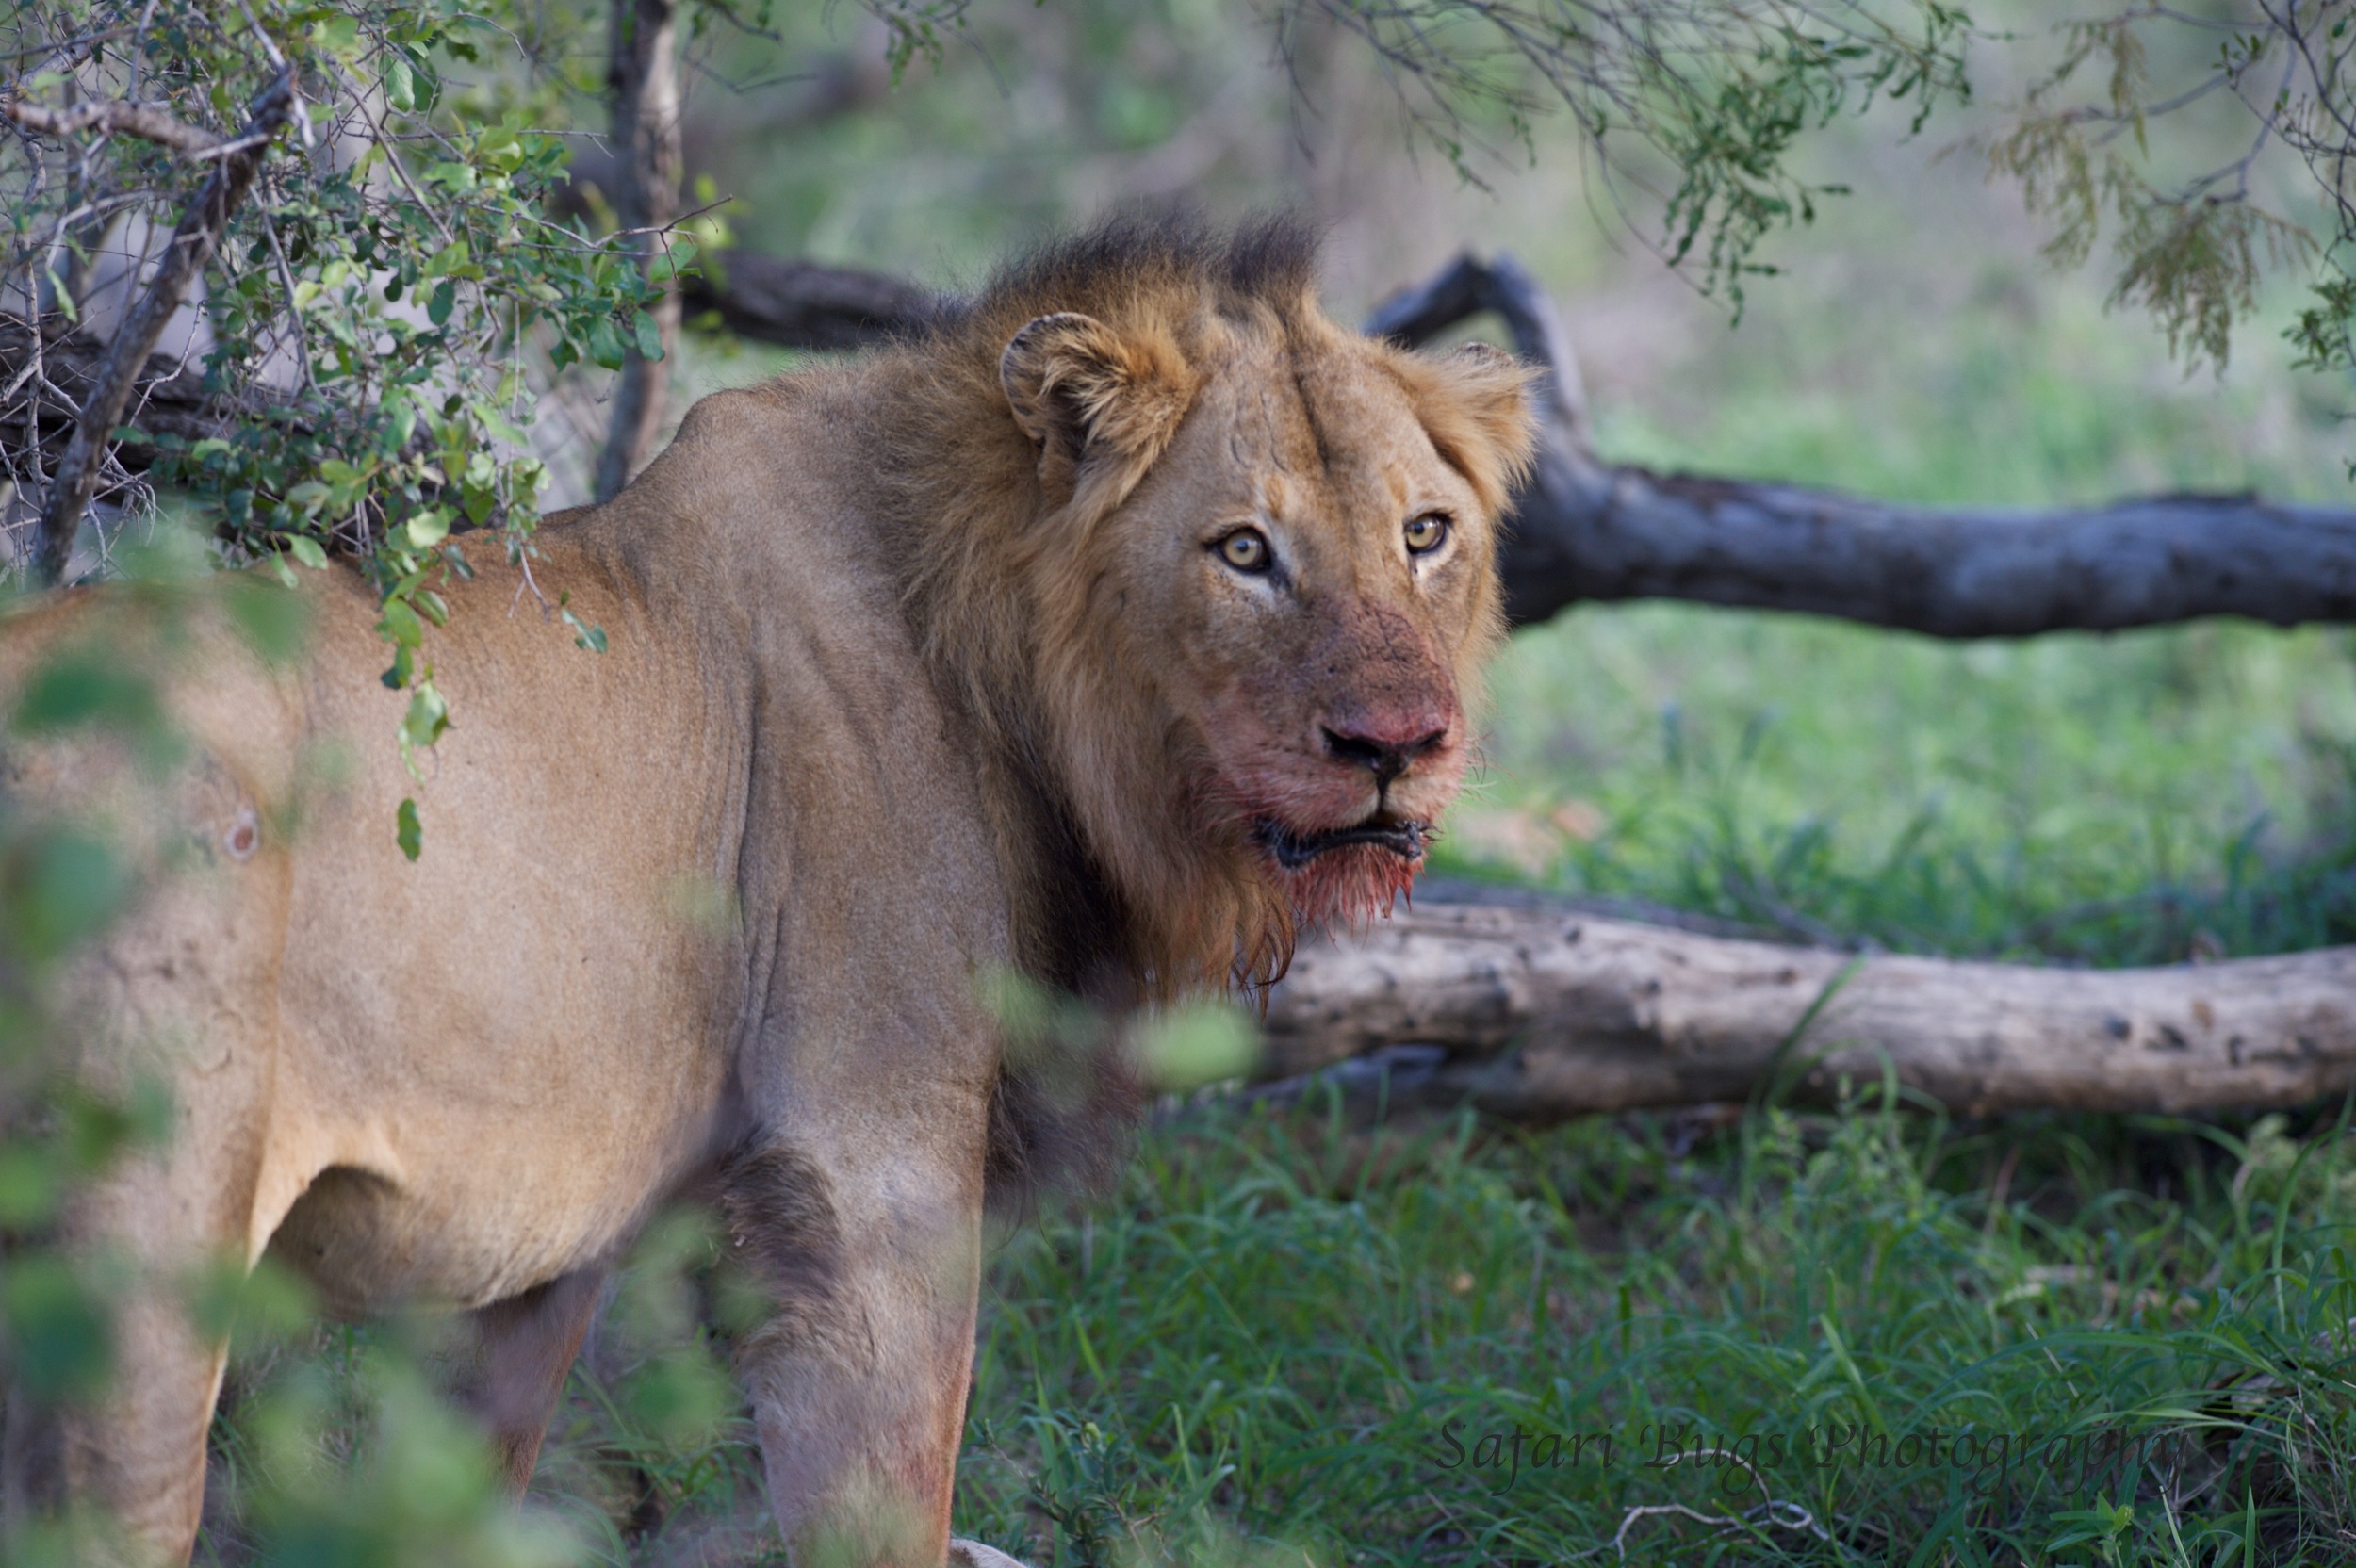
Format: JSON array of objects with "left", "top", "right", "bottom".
[
  {"left": 1115, "top": 332, "right": 1518, "bottom": 927},
  {"left": 998, "top": 303, "right": 1533, "bottom": 941}
]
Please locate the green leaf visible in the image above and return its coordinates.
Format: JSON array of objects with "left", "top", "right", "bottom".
[
  {"left": 427, "top": 278, "right": 456, "bottom": 327},
  {"left": 403, "top": 510, "right": 450, "bottom": 550},
  {"left": 5, "top": 1257, "right": 113, "bottom": 1402},
  {"left": 223, "top": 575, "right": 309, "bottom": 665},
  {"left": 310, "top": 14, "right": 361, "bottom": 59},
  {"left": 400, "top": 680, "right": 449, "bottom": 752},
  {"left": 44, "top": 264, "right": 76, "bottom": 323},
  {"left": 11, "top": 654, "right": 162, "bottom": 739},
  {"left": 632, "top": 308, "right": 666, "bottom": 361},
  {"left": 396, "top": 796, "right": 422, "bottom": 861},
  {"left": 376, "top": 597, "right": 424, "bottom": 648},
  {"left": 383, "top": 52, "right": 417, "bottom": 112},
  {"left": 2, "top": 830, "right": 128, "bottom": 960},
  {"left": 286, "top": 535, "right": 328, "bottom": 569},
  {"left": 585, "top": 317, "right": 628, "bottom": 371}
]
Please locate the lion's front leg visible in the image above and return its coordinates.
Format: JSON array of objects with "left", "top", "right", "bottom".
[{"left": 722, "top": 1096, "right": 1005, "bottom": 1567}]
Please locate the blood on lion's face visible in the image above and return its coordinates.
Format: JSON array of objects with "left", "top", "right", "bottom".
[
  {"left": 982, "top": 237, "right": 1533, "bottom": 988},
  {"left": 1050, "top": 311, "right": 1530, "bottom": 932}
]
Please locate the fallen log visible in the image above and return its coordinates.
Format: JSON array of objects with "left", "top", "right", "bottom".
[{"left": 1255, "top": 887, "right": 2356, "bottom": 1119}]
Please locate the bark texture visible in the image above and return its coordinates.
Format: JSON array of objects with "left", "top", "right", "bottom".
[
  {"left": 679, "top": 253, "right": 936, "bottom": 351},
  {"left": 1369, "top": 253, "right": 2356, "bottom": 634},
  {"left": 1256, "top": 890, "right": 2356, "bottom": 1119},
  {"left": 592, "top": 0, "right": 682, "bottom": 504}
]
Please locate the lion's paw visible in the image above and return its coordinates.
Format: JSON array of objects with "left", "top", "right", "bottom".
[{"left": 950, "top": 1538, "right": 1035, "bottom": 1568}]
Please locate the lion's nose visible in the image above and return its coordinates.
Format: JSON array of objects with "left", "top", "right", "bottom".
[{"left": 1321, "top": 723, "right": 1448, "bottom": 787}]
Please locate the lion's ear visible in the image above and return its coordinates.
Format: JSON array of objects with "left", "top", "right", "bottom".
[
  {"left": 1000, "top": 312, "right": 1197, "bottom": 480},
  {"left": 1407, "top": 339, "right": 1539, "bottom": 516}
]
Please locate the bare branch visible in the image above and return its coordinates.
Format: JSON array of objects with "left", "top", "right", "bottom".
[
  {"left": 0, "top": 92, "right": 226, "bottom": 156},
  {"left": 679, "top": 250, "right": 936, "bottom": 351},
  {"left": 27, "top": 65, "right": 292, "bottom": 587},
  {"left": 1372, "top": 251, "right": 2356, "bottom": 634}
]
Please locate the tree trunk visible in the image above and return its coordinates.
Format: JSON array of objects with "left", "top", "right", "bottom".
[
  {"left": 1254, "top": 888, "right": 2356, "bottom": 1120},
  {"left": 592, "top": 0, "right": 682, "bottom": 504}
]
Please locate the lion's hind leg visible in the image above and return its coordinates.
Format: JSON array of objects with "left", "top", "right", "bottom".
[{"left": 450, "top": 1265, "right": 609, "bottom": 1495}]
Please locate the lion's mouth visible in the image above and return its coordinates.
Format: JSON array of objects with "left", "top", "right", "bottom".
[{"left": 1254, "top": 815, "right": 1429, "bottom": 871}]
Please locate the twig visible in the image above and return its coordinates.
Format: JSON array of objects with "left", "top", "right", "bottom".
[
  {"left": 258, "top": 211, "right": 314, "bottom": 392},
  {"left": 0, "top": 94, "right": 228, "bottom": 157},
  {"left": 28, "top": 65, "right": 294, "bottom": 588}
]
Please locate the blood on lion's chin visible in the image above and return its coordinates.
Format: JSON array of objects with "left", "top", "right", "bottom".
[{"left": 1270, "top": 841, "right": 1428, "bottom": 930}]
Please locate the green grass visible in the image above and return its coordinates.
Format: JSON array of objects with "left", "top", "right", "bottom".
[
  {"left": 1440, "top": 609, "right": 2356, "bottom": 964},
  {"left": 375, "top": 1092, "right": 2352, "bottom": 1566},
  {"left": 942, "top": 1096, "right": 2356, "bottom": 1566}
]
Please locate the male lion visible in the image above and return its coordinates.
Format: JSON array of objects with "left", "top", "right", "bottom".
[{"left": 0, "top": 218, "right": 1532, "bottom": 1563}]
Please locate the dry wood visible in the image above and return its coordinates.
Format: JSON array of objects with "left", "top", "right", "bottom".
[
  {"left": 679, "top": 252, "right": 936, "bottom": 351},
  {"left": 1257, "top": 890, "right": 2356, "bottom": 1119},
  {"left": 649, "top": 244, "right": 2356, "bottom": 637},
  {"left": 0, "top": 95, "right": 229, "bottom": 157},
  {"left": 26, "top": 66, "right": 292, "bottom": 587},
  {"left": 1369, "top": 253, "right": 2356, "bottom": 635},
  {"left": 0, "top": 315, "right": 248, "bottom": 462}
]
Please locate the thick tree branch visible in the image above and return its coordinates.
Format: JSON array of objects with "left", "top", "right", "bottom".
[
  {"left": 28, "top": 66, "right": 291, "bottom": 587},
  {"left": 679, "top": 251, "right": 936, "bottom": 351},
  {"left": 1256, "top": 887, "right": 2356, "bottom": 1119},
  {"left": 593, "top": 0, "right": 683, "bottom": 504},
  {"left": 1369, "top": 252, "right": 2356, "bottom": 634},
  {"left": 670, "top": 244, "right": 2356, "bottom": 636},
  {"left": 0, "top": 94, "right": 229, "bottom": 157},
  {"left": 15, "top": 239, "right": 2356, "bottom": 636}
]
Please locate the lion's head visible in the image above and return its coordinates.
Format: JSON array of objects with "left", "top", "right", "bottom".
[{"left": 887, "top": 219, "right": 1535, "bottom": 995}]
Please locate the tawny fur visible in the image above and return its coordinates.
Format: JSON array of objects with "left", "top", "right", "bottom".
[{"left": 0, "top": 216, "right": 1534, "bottom": 1566}]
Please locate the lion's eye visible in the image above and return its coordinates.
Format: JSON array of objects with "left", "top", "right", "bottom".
[
  {"left": 1404, "top": 513, "right": 1450, "bottom": 556},
  {"left": 1217, "top": 528, "right": 1272, "bottom": 573}
]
